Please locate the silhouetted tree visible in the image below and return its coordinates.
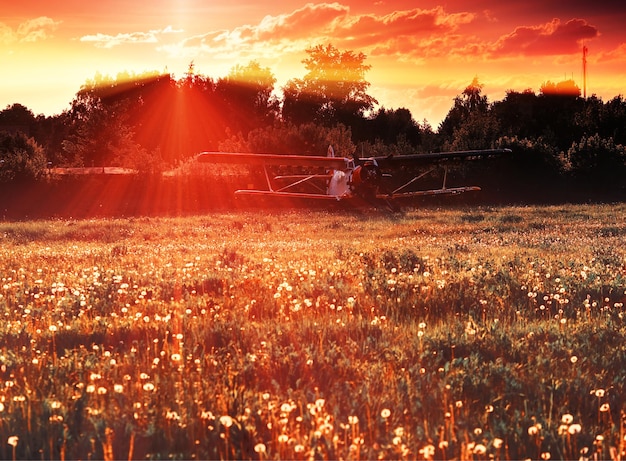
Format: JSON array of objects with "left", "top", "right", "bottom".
[
  {"left": 601, "top": 96, "right": 626, "bottom": 145},
  {"left": 366, "top": 107, "right": 421, "bottom": 146},
  {"left": 492, "top": 89, "right": 539, "bottom": 140},
  {"left": 438, "top": 77, "right": 489, "bottom": 142},
  {"left": 536, "top": 80, "right": 584, "bottom": 150},
  {"left": 217, "top": 61, "right": 279, "bottom": 133},
  {"left": 0, "top": 131, "right": 47, "bottom": 183},
  {"left": 282, "top": 44, "right": 376, "bottom": 127},
  {"left": 220, "top": 122, "right": 354, "bottom": 158},
  {"left": 568, "top": 134, "right": 626, "bottom": 187},
  {"left": 62, "top": 93, "right": 143, "bottom": 167}
]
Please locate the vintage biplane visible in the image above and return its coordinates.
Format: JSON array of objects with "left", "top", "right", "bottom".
[{"left": 197, "top": 146, "right": 510, "bottom": 206}]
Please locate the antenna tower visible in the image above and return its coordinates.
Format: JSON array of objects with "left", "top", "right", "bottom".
[{"left": 582, "top": 44, "right": 588, "bottom": 98}]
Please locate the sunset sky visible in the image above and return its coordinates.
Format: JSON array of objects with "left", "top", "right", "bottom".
[{"left": 2, "top": 0, "right": 625, "bottom": 126}]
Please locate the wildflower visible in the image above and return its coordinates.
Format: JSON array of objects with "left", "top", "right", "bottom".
[
  {"left": 142, "top": 382, "right": 155, "bottom": 391},
  {"left": 570, "top": 356, "right": 578, "bottom": 364},
  {"left": 568, "top": 424, "right": 582, "bottom": 434},
  {"left": 594, "top": 389, "right": 605, "bottom": 398},
  {"left": 561, "top": 414, "right": 574, "bottom": 424},
  {"left": 348, "top": 415, "right": 359, "bottom": 425},
  {"left": 599, "top": 403, "right": 610, "bottom": 412},
  {"left": 7, "top": 436, "right": 18, "bottom": 447},
  {"left": 541, "top": 452, "right": 551, "bottom": 460},
  {"left": 474, "top": 444, "right": 487, "bottom": 455},
  {"left": 419, "top": 444, "right": 435, "bottom": 459},
  {"left": 220, "top": 415, "right": 234, "bottom": 428},
  {"left": 254, "top": 443, "right": 266, "bottom": 454},
  {"left": 381, "top": 408, "right": 391, "bottom": 419},
  {"left": 493, "top": 438, "right": 504, "bottom": 449},
  {"left": 114, "top": 384, "right": 124, "bottom": 393},
  {"left": 278, "top": 434, "right": 289, "bottom": 443}
]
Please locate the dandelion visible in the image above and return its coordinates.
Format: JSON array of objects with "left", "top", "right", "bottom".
[
  {"left": 541, "top": 452, "right": 551, "bottom": 460},
  {"left": 114, "top": 384, "right": 124, "bottom": 393},
  {"left": 278, "top": 434, "right": 289, "bottom": 443},
  {"left": 220, "top": 415, "right": 234, "bottom": 428},
  {"left": 381, "top": 408, "right": 391, "bottom": 419},
  {"left": 599, "top": 403, "right": 610, "bottom": 412},
  {"left": 561, "top": 414, "right": 574, "bottom": 424},
  {"left": 570, "top": 356, "right": 578, "bottom": 363},
  {"left": 493, "top": 438, "right": 504, "bottom": 449},
  {"left": 7, "top": 436, "right": 18, "bottom": 447},
  {"left": 474, "top": 444, "right": 487, "bottom": 455},
  {"left": 142, "top": 382, "right": 155, "bottom": 391},
  {"left": 594, "top": 389, "right": 605, "bottom": 398},
  {"left": 348, "top": 415, "right": 359, "bottom": 425},
  {"left": 568, "top": 424, "right": 582, "bottom": 434},
  {"left": 254, "top": 443, "right": 266, "bottom": 454}
]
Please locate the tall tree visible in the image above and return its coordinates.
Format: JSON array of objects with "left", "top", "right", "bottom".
[
  {"left": 438, "top": 78, "right": 497, "bottom": 149},
  {"left": 282, "top": 44, "right": 377, "bottom": 127},
  {"left": 438, "top": 77, "right": 489, "bottom": 140},
  {"left": 217, "top": 61, "right": 279, "bottom": 132}
]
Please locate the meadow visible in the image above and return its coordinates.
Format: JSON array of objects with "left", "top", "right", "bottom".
[{"left": 0, "top": 203, "right": 625, "bottom": 460}]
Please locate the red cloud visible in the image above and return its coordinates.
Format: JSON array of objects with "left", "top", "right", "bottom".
[
  {"left": 332, "top": 7, "right": 475, "bottom": 49},
  {"left": 254, "top": 2, "right": 350, "bottom": 41},
  {"left": 491, "top": 18, "right": 598, "bottom": 57}
]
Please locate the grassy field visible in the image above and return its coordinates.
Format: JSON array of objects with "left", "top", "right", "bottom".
[{"left": 1, "top": 204, "right": 625, "bottom": 460}]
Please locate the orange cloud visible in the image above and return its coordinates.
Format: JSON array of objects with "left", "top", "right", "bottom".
[
  {"left": 160, "top": 3, "right": 478, "bottom": 62},
  {"left": 491, "top": 18, "right": 598, "bottom": 57},
  {"left": 597, "top": 42, "right": 626, "bottom": 62},
  {"left": 333, "top": 7, "right": 475, "bottom": 51},
  {"left": 0, "top": 17, "right": 61, "bottom": 44},
  {"left": 80, "top": 26, "right": 182, "bottom": 49}
]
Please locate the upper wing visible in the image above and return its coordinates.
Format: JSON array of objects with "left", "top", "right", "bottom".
[
  {"left": 197, "top": 151, "right": 349, "bottom": 169},
  {"left": 365, "top": 148, "right": 511, "bottom": 168}
]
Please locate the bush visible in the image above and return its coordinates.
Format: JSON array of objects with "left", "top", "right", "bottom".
[
  {"left": 219, "top": 122, "right": 355, "bottom": 157},
  {"left": 0, "top": 131, "right": 47, "bottom": 183},
  {"left": 568, "top": 134, "right": 626, "bottom": 186}
]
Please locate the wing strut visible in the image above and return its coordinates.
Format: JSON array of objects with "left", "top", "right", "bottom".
[{"left": 392, "top": 168, "right": 436, "bottom": 195}]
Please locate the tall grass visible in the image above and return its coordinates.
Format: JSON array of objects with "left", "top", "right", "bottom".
[{"left": 0, "top": 204, "right": 625, "bottom": 459}]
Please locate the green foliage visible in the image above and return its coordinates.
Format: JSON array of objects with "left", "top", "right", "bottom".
[{"left": 0, "top": 130, "right": 47, "bottom": 182}]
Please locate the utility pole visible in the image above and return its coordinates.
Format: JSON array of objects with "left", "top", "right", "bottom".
[{"left": 582, "top": 44, "right": 588, "bottom": 99}]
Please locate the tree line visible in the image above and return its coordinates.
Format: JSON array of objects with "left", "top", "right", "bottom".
[{"left": 1, "top": 43, "right": 625, "bottom": 194}]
